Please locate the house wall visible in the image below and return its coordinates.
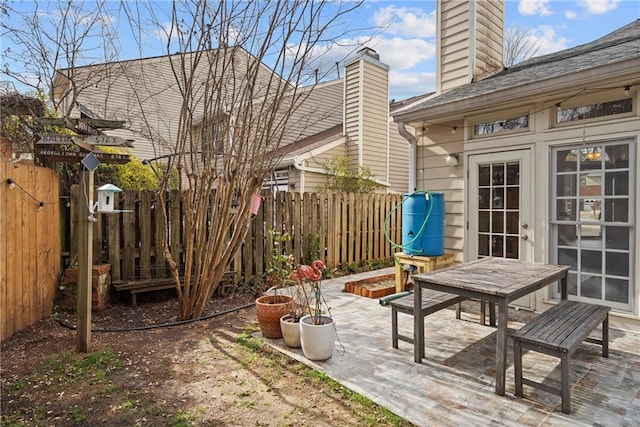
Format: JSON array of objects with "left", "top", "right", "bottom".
[
  {"left": 415, "top": 122, "right": 465, "bottom": 261},
  {"left": 415, "top": 83, "right": 640, "bottom": 327},
  {"left": 388, "top": 121, "right": 410, "bottom": 194}
]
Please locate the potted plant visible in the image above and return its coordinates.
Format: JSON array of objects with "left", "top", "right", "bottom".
[
  {"left": 256, "top": 230, "right": 295, "bottom": 339},
  {"left": 289, "top": 260, "right": 336, "bottom": 360}
]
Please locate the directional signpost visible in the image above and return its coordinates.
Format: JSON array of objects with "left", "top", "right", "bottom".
[{"left": 37, "top": 133, "right": 133, "bottom": 147}]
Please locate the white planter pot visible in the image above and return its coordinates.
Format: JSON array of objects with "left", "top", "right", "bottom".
[
  {"left": 299, "top": 315, "right": 335, "bottom": 361},
  {"left": 280, "top": 314, "right": 301, "bottom": 348}
]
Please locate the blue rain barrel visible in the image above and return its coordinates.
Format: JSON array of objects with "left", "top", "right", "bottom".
[{"left": 401, "top": 192, "right": 445, "bottom": 256}]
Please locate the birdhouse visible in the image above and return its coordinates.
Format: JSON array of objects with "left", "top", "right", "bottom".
[{"left": 96, "top": 184, "right": 123, "bottom": 213}]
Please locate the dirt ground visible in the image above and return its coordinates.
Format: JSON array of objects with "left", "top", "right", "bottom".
[{"left": 1, "top": 289, "right": 411, "bottom": 426}]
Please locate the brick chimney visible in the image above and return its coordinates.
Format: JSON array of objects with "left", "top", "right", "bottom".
[{"left": 436, "top": 0, "right": 504, "bottom": 93}]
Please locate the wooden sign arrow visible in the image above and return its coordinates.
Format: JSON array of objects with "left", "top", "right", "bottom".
[
  {"left": 35, "top": 148, "right": 130, "bottom": 164},
  {"left": 36, "top": 133, "right": 75, "bottom": 144},
  {"left": 84, "top": 135, "right": 133, "bottom": 147}
]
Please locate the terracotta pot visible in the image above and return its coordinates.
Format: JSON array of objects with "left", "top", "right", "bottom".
[
  {"left": 255, "top": 294, "right": 294, "bottom": 338},
  {"left": 280, "top": 314, "right": 301, "bottom": 348}
]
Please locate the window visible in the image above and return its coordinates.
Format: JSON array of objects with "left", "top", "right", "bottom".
[
  {"left": 473, "top": 115, "right": 529, "bottom": 136},
  {"left": 551, "top": 141, "right": 635, "bottom": 311},
  {"left": 557, "top": 98, "right": 632, "bottom": 124}
]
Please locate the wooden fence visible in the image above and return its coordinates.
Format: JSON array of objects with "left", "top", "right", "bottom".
[
  {"left": 68, "top": 189, "right": 403, "bottom": 284},
  {"left": 1, "top": 159, "right": 61, "bottom": 341}
]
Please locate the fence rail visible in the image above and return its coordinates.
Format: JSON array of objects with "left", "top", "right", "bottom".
[{"left": 68, "top": 189, "right": 403, "bottom": 284}]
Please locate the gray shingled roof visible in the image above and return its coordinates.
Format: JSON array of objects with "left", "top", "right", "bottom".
[{"left": 398, "top": 19, "right": 640, "bottom": 116}]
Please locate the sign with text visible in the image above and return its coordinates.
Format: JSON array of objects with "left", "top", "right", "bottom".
[
  {"left": 35, "top": 148, "right": 130, "bottom": 164},
  {"left": 36, "top": 134, "right": 75, "bottom": 144}
]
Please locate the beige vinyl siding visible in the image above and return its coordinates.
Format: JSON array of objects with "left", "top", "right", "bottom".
[
  {"left": 279, "top": 80, "right": 344, "bottom": 147},
  {"left": 388, "top": 121, "right": 410, "bottom": 193},
  {"left": 295, "top": 143, "right": 346, "bottom": 192},
  {"left": 344, "top": 62, "right": 361, "bottom": 162},
  {"left": 438, "top": 0, "right": 471, "bottom": 92},
  {"left": 474, "top": 1, "right": 504, "bottom": 78},
  {"left": 438, "top": 0, "right": 504, "bottom": 93},
  {"left": 360, "top": 61, "right": 389, "bottom": 182},
  {"left": 416, "top": 124, "right": 465, "bottom": 261}
]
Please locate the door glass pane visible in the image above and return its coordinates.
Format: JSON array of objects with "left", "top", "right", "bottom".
[
  {"left": 479, "top": 211, "right": 490, "bottom": 232},
  {"left": 478, "top": 234, "right": 490, "bottom": 256},
  {"left": 558, "top": 224, "right": 577, "bottom": 246},
  {"left": 581, "top": 250, "right": 602, "bottom": 274},
  {"left": 492, "top": 164, "right": 504, "bottom": 185},
  {"left": 557, "top": 199, "right": 576, "bottom": 221},
  {"left": 605, "top": 252, "right": 629, "bottom": 277},
  {"left": 581, "top": 274, "right": 602, "bottom": 299},
  {"left": 605, "top": 171, "right": 628, "bottom": 195},
  {"left": 479, "top": 188, "right": 490, "bottom": 209},
  {"left": 557, "top": 175, "right": 576, "bottom": 197},
  {"left": 476, "top": 160, "right": 521, "bottom": 261},
  {"left": 605, "top": 226, "right": 629, "bottom": 250},
  {"left": 605, "top": 278, "right": 629, "bottom": 303}
]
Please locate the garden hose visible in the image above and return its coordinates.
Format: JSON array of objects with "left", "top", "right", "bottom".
[{"left": 383, "top": 191, "right": 435, "bottom": 267}]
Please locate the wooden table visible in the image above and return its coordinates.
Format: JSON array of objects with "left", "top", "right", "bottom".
[{"left": 412, "top": 257, "right": 569, "bottom": 396}]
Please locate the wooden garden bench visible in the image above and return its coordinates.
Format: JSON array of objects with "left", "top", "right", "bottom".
[
  {"left": 511, "top": 299, "right": 610, "bottom": 414},
  {"left": 390, "top": 290, "right": 495, "bottom": 352},
  {"left": 113, "top": 272, "right": 236, "bottom": 305}
]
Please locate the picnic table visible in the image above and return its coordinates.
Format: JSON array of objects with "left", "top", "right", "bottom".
[{"left": 412, "top": 257, "right": 569, "bottom": 396}]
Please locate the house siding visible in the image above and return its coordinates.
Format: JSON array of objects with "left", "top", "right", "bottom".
[{"left": 437, "top": 0, "right": 503, "bottom": 93}]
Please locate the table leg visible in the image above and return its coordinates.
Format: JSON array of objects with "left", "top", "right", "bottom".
[
  {"left": 495, "top": 299, "right": 508, "bottom": 395},
  {"left": 414, "top": 281, "right": 423, "bottom": 363},
  {"left": 561, "top": 274, "right": 568, "bottom": 300}
]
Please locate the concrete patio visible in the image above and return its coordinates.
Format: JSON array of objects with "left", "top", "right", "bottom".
[{"left": 264, "top": 268, "right": 640, "bottom": 426}]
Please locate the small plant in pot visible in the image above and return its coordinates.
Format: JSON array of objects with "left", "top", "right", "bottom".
[
  {"left": 289, "top": 260, "right": 336, "bottom": 360},
  {"left": 255, "top": 230, "right": 295, "bottom": 339}
]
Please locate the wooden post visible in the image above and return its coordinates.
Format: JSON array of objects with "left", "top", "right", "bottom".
[{"left": 76, "top": 168, "right": 94, "bottom": 353}]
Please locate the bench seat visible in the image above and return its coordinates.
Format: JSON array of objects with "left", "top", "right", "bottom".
[
  {"left": 391, "top": 290, "right": 495, "bottom": 358},
  {"left": 511, "top": 299, "right": 610, "bottom": 414},
  {"left": 113, "top": 272, "right": 236, "bottom": 305}
]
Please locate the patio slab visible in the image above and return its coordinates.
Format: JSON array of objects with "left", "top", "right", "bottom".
[{"left": 264, "top": 268, "right": 640, "bottom": 426}]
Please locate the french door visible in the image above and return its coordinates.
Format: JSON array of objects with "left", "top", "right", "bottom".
[{"left": 468, "top": 149, "right": 534, "bottom": 309}]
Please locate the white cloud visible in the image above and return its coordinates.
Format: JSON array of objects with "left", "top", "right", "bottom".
[
  {"left": 577, "top": 0, "right": 620, "bottom": 15},
  {"left": 372, "top": 6, "right": 436, "bottom": 39},
  {"left": 370, "top": 37, "right": 436, "bottom": 71},
  {"left": 525, "top": 25, "right": 571, "bottom": 55},
  {"left": 565, "top": 10, "right": 578, "bottom": 19},
  {"left": 518, "top": 0, "right": 553, "bottom": 16},
  {"left": 389, "top": 70, "right": 436, "bottom": 101}
]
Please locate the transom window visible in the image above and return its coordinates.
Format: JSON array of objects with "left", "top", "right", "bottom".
[
  {"left": 473, "top": 115, "right": 529, "bottom": 136},
  {"left": 557, "top": 98, "right": 632, "bottom": 124}
]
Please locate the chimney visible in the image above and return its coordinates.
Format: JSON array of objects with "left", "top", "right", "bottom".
[
  {"left": 343, "top": 48, "right": 390, "bottom": 181},
  {"left": 436, "top": 0, "right": 504, "bottom": 93}
]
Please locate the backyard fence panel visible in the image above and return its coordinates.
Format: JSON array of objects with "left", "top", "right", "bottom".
[
  {"left": 122, "top": 189, "right": 137, "bottom": 279},
  {"left": 1, "top": 160, "right": 60, "bottom": 341},
  {"left": 154, "top": 193, "right": 166, "bottom": 279},
  {"left": 108, "top": 192, "right": 121, "bottom": 281},
  {"left": 139, "top": 191, "right": 152, "bottom": 279}
]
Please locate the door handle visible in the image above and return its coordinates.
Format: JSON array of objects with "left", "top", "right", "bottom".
[{"left": 520, "top": 234, "right": 528, "bottom": 240}]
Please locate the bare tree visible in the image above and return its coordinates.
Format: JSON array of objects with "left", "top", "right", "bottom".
[
  {"left": 504, "top": 24, "right": 541, "bottom": 67},
  {"left": 1, "top": 0, "right": 123, "bottom": 122},
  {"left": 125, "top": 0, "right": 363, "bottom": 319},
  {"left": 2, "top": 0, "right": 366, "bottom": 320}
]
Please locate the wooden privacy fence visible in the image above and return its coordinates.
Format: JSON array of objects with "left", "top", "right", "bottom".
[
  {"left": 68, "top": 189, "right": 403, "bottom": 284},
  {"left": 1, "top": 159, "right": 61, "bottom": 341}
]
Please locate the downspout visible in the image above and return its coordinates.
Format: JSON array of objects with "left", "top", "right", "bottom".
[{"left": 397, "top": 122, "right": 417, "bottom": 192}]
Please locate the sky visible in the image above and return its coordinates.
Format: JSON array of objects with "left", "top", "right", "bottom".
[{"left": 2, "top": 0, "right": 639, "bottom": 101}]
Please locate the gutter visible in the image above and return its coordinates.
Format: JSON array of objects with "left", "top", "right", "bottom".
[{"left": 397, "top": 122, "right": 417, "bottom": 192}]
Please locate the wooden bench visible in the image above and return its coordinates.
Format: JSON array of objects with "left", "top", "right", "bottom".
[
  {"left": 511, "top": 300, "right": 610, "bottom": 414},
  {"left": 113, "top": 272, "right": 236, "bottom": 305},
  {"left": 390, "top": 290, "right": 495, "bottom": 354}
]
